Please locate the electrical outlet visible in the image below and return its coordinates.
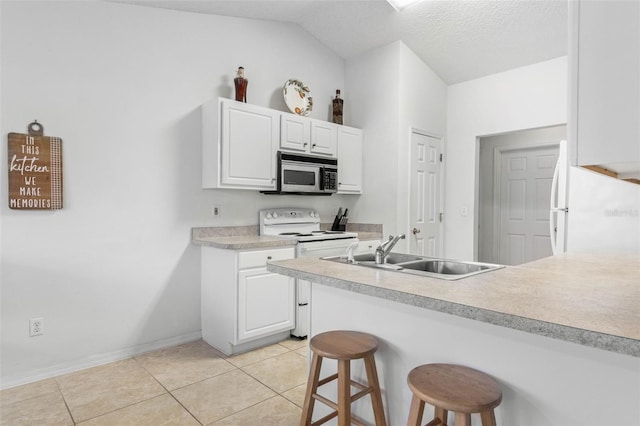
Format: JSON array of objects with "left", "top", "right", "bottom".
[
  {"left": 212, "top": 205, "right": 220, "bottom": 217},
  {"left": 30, "top": 318, "right": 44, "bottom": 337}
]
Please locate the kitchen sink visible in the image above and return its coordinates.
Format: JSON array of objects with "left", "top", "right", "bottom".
[
  {"left": 322, "top": 253, "right": 504, "bottom": 280},
  {"left": 401, "top": 260, "right": 492, "bottom": 274},
  {"left": 351, "top": 252, "right": 423, "bottom": 264}
]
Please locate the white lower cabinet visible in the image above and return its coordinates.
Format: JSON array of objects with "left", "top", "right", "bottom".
[
  {"left": 201, "top": 246, "right": 295, "bottom": 355},
  {"left": 237, "top": 266, "right": 295, "bottom": 342}
]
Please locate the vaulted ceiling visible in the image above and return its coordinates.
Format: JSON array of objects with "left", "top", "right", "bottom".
[{"left": 110, "top": 0, "right": 568, "bottom": 84}]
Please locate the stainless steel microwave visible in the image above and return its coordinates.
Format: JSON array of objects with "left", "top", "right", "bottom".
[{"left": 262, "top": 152, "right": 338, "bottom": 195}]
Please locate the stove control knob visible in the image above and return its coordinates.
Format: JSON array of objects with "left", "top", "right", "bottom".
[
  {"left": 311, "top": 211, "right": 317, "bottom": 218},
  {"left": 272, "top": 212, "right": 278, "bottom": 218},
  {"left": 266, "top": 212, "right": 273, "bottom": 219}
]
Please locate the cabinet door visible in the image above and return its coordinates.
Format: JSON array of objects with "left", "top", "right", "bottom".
[
  {"left": 572, "top": 0, "right": 639, "bottom": 166},
  {"left": 280, "top": 114, "right": 310, "bottom": 152},
  {"left": 337, "top": 126, "right": 363, "bottom": 194},
  {"left": 310, "top": 120, "right": 337, "bottom": 157},
  {"left": 221, "top": 100, "right": 278, "bottom": 189},
  {"left": 237, "top": 268, "right": 295, "bottom": 342}
]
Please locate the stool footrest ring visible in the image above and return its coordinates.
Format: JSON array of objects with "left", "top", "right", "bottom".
[
  {"left": 317, "top": 373, "right": 338, "bottom": 387},
  {"left": 310, "top": 410, "right": 337, "bottom": 426},
  {"left": 309, "top": 408, "right": 368, "bottom": 426}
]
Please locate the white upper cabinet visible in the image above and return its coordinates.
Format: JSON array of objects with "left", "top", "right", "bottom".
[
  {"left": 310, "top": 119, "right": 338, "bottom": 156},
  {"left": 203, "top": 98, "right": 360, "bottom": 191},
  {"left": 280, "top": 113, "right": 310, "bottom": 152},
  {"left": 280, "top": 113, "right": 337, "bottom": 157},
  {"left": 336, "top": 125, "right": 363, "bottom": 194},
  {"left": 202, "top": 98, "right": 278, "bottom": 190},
  {"left": 569, "top": 0, "right": 640, "bottom": 170}
]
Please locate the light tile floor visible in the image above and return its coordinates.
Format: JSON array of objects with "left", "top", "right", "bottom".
[{"left": 0, "top": 338, "right": 309, "bottom": 425}]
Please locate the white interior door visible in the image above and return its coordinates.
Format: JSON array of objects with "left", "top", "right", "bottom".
[
  {"left": 409, "top": 132, "right": 442, "bottom": 256},
  {"left": 497, "top": 146, "right": 559, "bottom": 265}
]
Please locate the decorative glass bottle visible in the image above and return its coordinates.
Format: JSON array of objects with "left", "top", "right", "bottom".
[
  {"left": 234, "top": 67, "right": 248, "bottom": 102},
  {"left": 332, "top": 89, "right": 343, "bottom": 125}
]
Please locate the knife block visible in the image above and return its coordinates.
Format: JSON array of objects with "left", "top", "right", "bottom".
[{"left": 331, "top": 215, "right": 348, "bottom": 232}]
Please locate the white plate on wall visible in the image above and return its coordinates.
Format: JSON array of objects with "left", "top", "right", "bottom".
[{"left": 283, "top": 79, "right": 313, "bottom": 116}]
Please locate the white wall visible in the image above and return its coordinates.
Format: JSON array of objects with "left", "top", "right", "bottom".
[
  {"left": 345, "top": 42, "right": 401, "bottom": 236},
  {"left": 445, "top": 57, "right": 568, "bottom": 260},
  {"left": 345, "top": 41, "right": 447, "bottom": 246},
  {"left": 0, "top": 0, "right": 346, "bottom": 387},
  {"left": 396, "top": 42, "right": 447, "bottom": 252},
  {"left": 0, "top": 1, "right": 571, "bottom": 388}
]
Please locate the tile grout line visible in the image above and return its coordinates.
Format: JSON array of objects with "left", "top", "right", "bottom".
[
  {"left": 52, "top": 377, "right": 77, "bottom": 425},
  {"left": 133, "top": 356, "right": 207, "bottom": 426},
  {"left": 206, "top": 342, "right": 308, "bottom": 423},
  {"left": 67, "top": 357, "right": 188, "bottom": 425},
  {"left": 210, "top": 393, "right": 298, "bottom": 425},
  {"left": 0, "top": 339, "right": 309, "bottom": 425}
]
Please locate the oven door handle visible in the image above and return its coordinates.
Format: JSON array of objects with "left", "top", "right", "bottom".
[{"left": 298, "top": 238, "right": 360, "bottom": 257}]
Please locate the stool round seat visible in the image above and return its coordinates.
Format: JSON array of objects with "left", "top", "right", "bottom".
[
  {"left": 301, "top": 330, "right": 387, "bottom": 426},
  {"left": 407, "top": 364, "right": 502, "bottom": 426},
  {"left": 310, "top": 330, "right": 378, "bottom": 360}
]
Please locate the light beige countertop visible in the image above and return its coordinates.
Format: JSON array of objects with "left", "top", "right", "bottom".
[
  {"left": 267, "top": 252, "right": 640, "bottom": 357},
  {"left": 191, "top": 225, "right": 383, "bottom": 250}
]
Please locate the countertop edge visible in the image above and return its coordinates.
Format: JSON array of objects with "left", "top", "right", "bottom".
[
  {"left": 266, "top": 262, "right": 640, "bottom": 358},
  {"left": 192, "top": 238, "right": 297, "bottom": 250},
  {"left": 191, "top": 225, "right": 383, "bottom": 250}
]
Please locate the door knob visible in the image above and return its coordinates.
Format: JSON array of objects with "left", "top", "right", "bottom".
[{"left": 412, "top": 228, "right": 421, "bottom": 235}]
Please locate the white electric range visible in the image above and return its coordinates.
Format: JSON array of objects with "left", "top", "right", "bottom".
[{"left": 259, "top": 208, "right": 359, "bottom": 338}]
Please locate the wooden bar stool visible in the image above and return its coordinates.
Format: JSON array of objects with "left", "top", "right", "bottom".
[
  {"left": 406, "top": 364, "right": 502, "bottom": 426},
  {"left": 300, "top": 330, "right": 387, "bottom": 426}
]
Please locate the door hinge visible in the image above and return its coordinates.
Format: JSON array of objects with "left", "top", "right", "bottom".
[{"left": 439, "top": 153, "right": 443, "bottom": 162}]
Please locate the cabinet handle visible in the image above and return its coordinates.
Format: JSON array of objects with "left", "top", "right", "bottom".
[
  {"left": 312, "top": 144, "right": 316, "bottom": 147},
  {"left": 303, "top": 143, "right": 308, "bottom": 147},
  {"left": 267, "top": 256, "right": 272, "bottom": 260}
]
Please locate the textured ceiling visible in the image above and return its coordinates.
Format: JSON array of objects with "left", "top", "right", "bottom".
[{"left": 109, "top": 0, "right": 568, "bottom": 84}]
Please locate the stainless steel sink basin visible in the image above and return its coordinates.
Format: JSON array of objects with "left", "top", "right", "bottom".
[
  {"left": 351, "top": 252, "right": 422, "bottom": 264},
  {"left": 400, "top": 260, "right": 492, "bottom": 275},
  {"left": 322, "top": 252, "right": 504, "bottom": 280}
]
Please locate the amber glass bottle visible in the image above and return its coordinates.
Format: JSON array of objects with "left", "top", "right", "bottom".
[
  {"left": 332, "top": 89, "right": 343, "bottom": 124},
  {"left": 234, "top": 67, "right": 248, "bottom": 102}
]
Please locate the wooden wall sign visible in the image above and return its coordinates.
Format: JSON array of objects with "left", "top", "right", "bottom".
[{"left": 8, "top": 121, "right": 63, "bottom": 210}]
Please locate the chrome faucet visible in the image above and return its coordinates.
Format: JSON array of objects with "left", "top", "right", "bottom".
[
  {"left": 345, "top": 240, "right": 360, "bottom": 263},
  {"left": 375, "top": 234, "right": 405, "bottom": 264}
]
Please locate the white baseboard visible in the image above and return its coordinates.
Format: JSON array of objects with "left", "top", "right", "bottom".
[{"left": 1, "top": 331, "right": 202, "bottom": 390}]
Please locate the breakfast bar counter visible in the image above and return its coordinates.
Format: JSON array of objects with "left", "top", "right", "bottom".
[{"left": 267, "top": 252, "right": 640, "bottom": 425}]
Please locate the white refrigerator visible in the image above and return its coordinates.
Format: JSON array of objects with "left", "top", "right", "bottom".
[{"left": 551, "top": 141, "right": 640, "bottom": 253}]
